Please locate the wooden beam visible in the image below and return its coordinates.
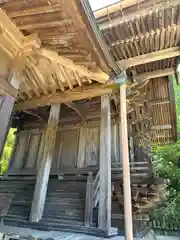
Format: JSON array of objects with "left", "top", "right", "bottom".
[
  {"left": 0, "top": 10, "right": 40, "bottom": 58},
  {"left": 99, "top": 0, "right": 180, "bottom": 30},
  {"left": 18, "top": 20, "right": 71, "bottom": 30},
  {"left": 0, "top": 96, "right": 14, "bottom": 160},
  {"left": 30, "top": 104, "right": 61, "bottom": 222},
  {"left": 152, "top": 124, "right": 172, "bottom": 130},
  {"left": 0, "top": 77, "right": 17, "bottom": 97},
  {"left": 148, "top": 99, "right": 170, "bottom": 105},
  {"left": 9, "top": 4, "right": 63, "bottom": 18},
  {"left": 14, "top": 84, "right": 113, "bottom": 111},
  {"left": 133, "top": 68, "right": 175, "bottom": 82},
  {"left": 37, "top": 48, "right": 109, "bottom": 83},
  {"left": 120, "top": 84, "right": 133, "bottom": 240},
  {"left": 0, "top": 53, "right": 25, "bottom": 158},
  {"left": 117, "top": 47, "right": 180, "bottom": 70},
  {"left": 112, "top": 213, "right": 149, "bottom": 221},
  {"left": 98, "top": 94, "right": 112, "bottom": 234}
]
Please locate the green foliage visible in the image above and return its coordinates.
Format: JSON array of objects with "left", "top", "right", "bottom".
[
  {"left": 0, "top": 128, "right": 15, "bottom": 175},
  {"left": 174, "top": 78, "right": 180, "bottom": 134},
  {"left": 152, "top": 140, "right": 180, "bottom": 219},
  {"left": 151, "top": 80, "right": 180, "bottom": 224}
]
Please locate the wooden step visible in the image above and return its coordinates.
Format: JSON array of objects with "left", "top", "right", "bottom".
[
  {"left": 41, "top": 217, "right": 84, "bottom": 226},
  {"left": 3, "top": 218, "right": 117, "bottom": 237},
  {"left": 43, "top": 208, "right": 84, "bottom": 218}
]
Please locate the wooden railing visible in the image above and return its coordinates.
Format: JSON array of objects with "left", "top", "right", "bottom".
[{"left": 84, "top": 171, "right": 100, "bottom": 227}]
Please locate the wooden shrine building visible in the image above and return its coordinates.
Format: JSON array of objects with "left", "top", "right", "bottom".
[{"left": 0, "top": 0, "right": 179, "bottom": 239}]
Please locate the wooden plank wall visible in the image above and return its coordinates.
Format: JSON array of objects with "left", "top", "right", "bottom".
[
  {"left": 9, "top": 130, "right": 41, "bottom": 172},
  {"left": 7, "top": 122, "right": 122, "bottom": 174},
  {"left": 148, "top": 77, "right": 174, "bottom": 144}
]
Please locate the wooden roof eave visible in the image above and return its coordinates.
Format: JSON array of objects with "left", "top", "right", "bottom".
[
  {"left": 37, "top": 48, "right": 109, "bottom": 83},
  {"left": 0, "top": 0, "right": 114, "bottom": 76},
  {"left": 98, "top": 0, "right": 180, "bottom": 30},
  {"left": 0, "top": 9, "right": 41, "bottom": 98},
  {"left": 0, "top": 9, "right": 111, "bottom": 106},
  {"left": 78, "top": 0, "right": 122, "bottom": 74},
  {"left": 94, "top": 0, "right": 147, "bottom": 19}
]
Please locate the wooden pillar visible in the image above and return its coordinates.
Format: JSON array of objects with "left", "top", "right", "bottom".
[
  {"left": 120, "top": 84, "right": 133, "bottom": 240},
  {"left": 30, "top": 104, "right": 61, "bottom": 222},
  {"left": 98, "top": 94, "right": 111, "bottom": 234},
  {"left": 0, "top": 96, "right": 14, "bottom": 157},
  {"left": 0, "top": 74, "right": 20, "bottom": 158},
  {"left": 175, "top": 57, "right": 180, "bottom": 85}
]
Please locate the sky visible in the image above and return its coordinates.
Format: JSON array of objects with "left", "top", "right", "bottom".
[{"left": 89, "top": 0, "right": 118, "bottom": 11}]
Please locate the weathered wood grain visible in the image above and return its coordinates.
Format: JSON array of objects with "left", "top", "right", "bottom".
[
  {"left": 24, "top": 133, "right": 41, "bottom": 169},
  {"left": 77, "top": 127, "right": 86, "bottom": 168},
  {"left": 58, "top": 129, "right": 79, "bottom": 172},
  {"left": 0, "top": 67, "right": 21, "bottom": 157},
  {"left": 133, "top": 68, "right": 175, "bottom": 82},
  {"left": 84, "top": 172, "right": 93, "bottom": 227},
  {"left": 14, "top": 83, "right": 113, "bottom": 111},
  {"left": 9, "top": 131, "right": 30, "bottom": 170},
  {"left": 111, "top": 124, "right": 120, "bottom": 166},
  {"left": 117, "top": 47, "right": 180, "bottom": 69},
  {"left": 51, "top": 130, "right": 62, "bottom": 173},
  {"left": 30, "top": 104, "right": 61, "bottom": 222},
  {"left": 38, "top": 49, "right": 108, "bottom": 83},
  {"left": 98, "top": 94, "right": 111, "bottom": 234},
  {"left": 85, "top": 127, "right": 100, "bottom": 167},
  {"left": 120, "top": 84, "right": 133, "bottom": 240},
  {"left": 98, "top": 0, "right": 180, "bottom": 30}
]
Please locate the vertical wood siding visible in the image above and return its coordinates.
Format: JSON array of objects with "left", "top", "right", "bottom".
[
  {"left": 84, "top": 127, "right": 100, "bottom": 167},
  {"left": 10, "top": 131, "right": 31, "bottom": 171},
  {"left": 58, "top": 129, "right": 79, "bottom": 171},
  {"left": 7, "top": 123, "right": 123, "bottom": 174},
  {"left": 24, "top": 132, "right": 41, "bottom": 169}
]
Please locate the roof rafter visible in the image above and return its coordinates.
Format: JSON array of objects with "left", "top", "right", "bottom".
[
  {"left": 94, "top": 0, "right": 146, "bottom": 19},
  {"left": 99, "top": 0, "right": 180, "bottom": 30},
  {"left": 37, "top": 48, "right": 109, "bottom": 83},
  {"left": 110, "top": 25, "right": 180, "bottom": 47},
  {"left": 9, "top": 4, "right": 63, "bottom": 18}
]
